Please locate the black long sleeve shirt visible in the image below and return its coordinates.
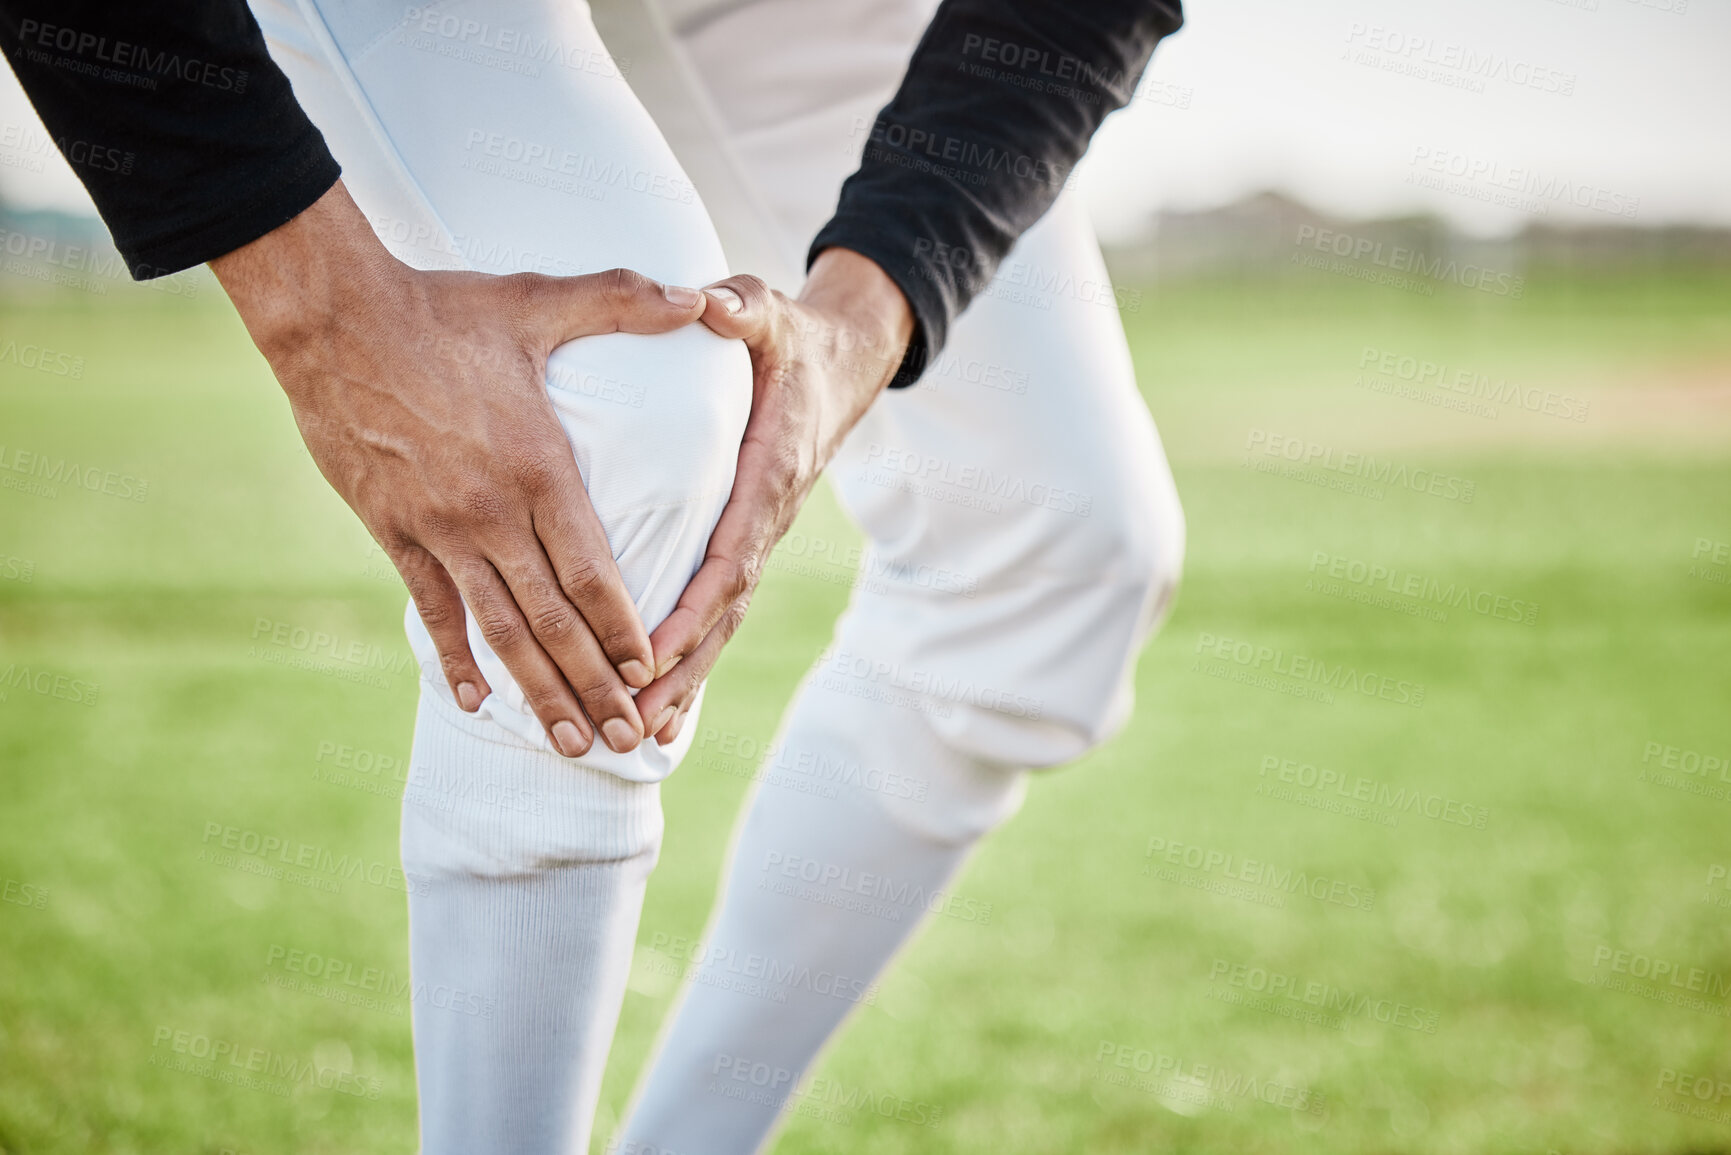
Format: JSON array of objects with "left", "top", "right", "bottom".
[{"left": 0, "top": 0, "right": 1180, "bottom": 379}]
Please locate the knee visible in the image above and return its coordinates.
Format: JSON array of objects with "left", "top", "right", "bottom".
[
  {"left": 1056, "top": 450, "right": 1187, "bottom": 624},
  {"left": 545, "top": 324, "right": 752, "bottom": 516}
]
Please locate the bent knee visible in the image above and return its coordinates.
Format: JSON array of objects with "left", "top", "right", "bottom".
[
  {"left": 543, "top": 324, "right": 751, "bottom": 624},
  {"left": 546, "top": 324, "right": 751, "bottom": 514}
]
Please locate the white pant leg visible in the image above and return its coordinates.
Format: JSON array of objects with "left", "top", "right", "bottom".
[
  {"left": 250, "top": 1, "right": 753, "bottom": 1149},
  {"left": 620, "top": 5, "right": 1184, "bottom": 1150}
]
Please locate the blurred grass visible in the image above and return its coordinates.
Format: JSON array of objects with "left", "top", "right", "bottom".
[{"left": 1, "top": 265, "right": 1728, "bottom": 1154}]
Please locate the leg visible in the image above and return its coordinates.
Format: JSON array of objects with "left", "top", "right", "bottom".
[
  {"left": 249, "top": 0, "right": 752, "bottom": 1149},
  {"left": 622, "top": 177, "right": 1184, "bottom": 1155}
]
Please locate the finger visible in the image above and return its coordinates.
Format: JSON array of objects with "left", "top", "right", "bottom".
[
  {"left": 530, "top": 471, "right": 654, "bottom": 689},
  {"left": 490, "top": 542, "right": 646, "bottom": 756},
  {"left": 647, "top": 413, "right": 789, "bottom": 678},
  {"left": 695, "top": 274, "right": 774, "bottom": 344},
  {"left": 521, "top": 266, "right": 709, "bottom": 349},
  {"left": 643, "top": 593, "right": 751, "bottom": 745},
  {"left": 395, "top": 543, "right": 491, "bottom": 712},
  {"left": 449, "top": 559, "right": 596, "bottom": 759},
  {"left": 659, "top": 700, "right": 694, "bottom": 746}
]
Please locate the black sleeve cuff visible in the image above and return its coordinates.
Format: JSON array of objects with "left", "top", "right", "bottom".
[{"left": 121, "top": 130, "right": 340, "bottom": 279}]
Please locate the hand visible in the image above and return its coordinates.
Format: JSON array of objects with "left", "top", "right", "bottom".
[
  {"left": 211, "top": 181, "right": 710, "bottom": 758},
  {"left": 634, "top": 247, "right": 916, "bottom": 743}
]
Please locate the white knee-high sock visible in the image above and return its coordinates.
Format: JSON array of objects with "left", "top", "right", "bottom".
[
  {"left": 403, "top": 692, "right": 663, "bottom": 1155},
  {"left": 616, "top": 679, "right": 1025, "bottom": 1155}
]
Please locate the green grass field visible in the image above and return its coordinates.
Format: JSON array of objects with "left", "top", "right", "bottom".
[{"left": 2, "top": 263, "right": 1729, "bottom": 1154}]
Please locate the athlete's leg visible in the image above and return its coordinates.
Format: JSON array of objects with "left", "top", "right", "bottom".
[
  {"left": 617, "top": 2, "right": 1184, "bottom": 1149},
  {"left": 250, "top": 1, "right": 752, "bottom": 1150}
]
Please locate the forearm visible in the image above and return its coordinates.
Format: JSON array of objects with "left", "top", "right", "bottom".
[{"left": 810, "top": 0, "right": 1182, "bottom": 381}]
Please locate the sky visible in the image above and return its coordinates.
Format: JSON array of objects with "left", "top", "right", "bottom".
[{"left": 1, "top": 0, "right": 1725, "bottom": 244}]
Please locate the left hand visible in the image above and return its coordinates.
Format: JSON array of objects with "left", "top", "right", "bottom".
[{"left": 636, "top": 248, "right": 915, "bottom": 743}]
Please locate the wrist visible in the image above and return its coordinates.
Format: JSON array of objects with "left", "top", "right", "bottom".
[
  {"left": 209, "top": 180, "right": 400, "bottom": 373},
  {"left": 801, "top": 247, "right": 915, "bottom": 393}
]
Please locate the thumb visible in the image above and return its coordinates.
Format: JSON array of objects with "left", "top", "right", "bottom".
[
  {"left": 523, "top": 266, "right": 708, "bottom": 347},
  {"left": 696, "top": 274, "right": 777, "bottom": 345}
]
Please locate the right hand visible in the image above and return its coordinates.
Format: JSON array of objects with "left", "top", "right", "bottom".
[{"left": 211, "top": 181, "right": 707, "bottom": 759}]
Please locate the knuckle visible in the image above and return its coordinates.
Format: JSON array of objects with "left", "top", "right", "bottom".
[
  {"left": 599, "top": 266, "right": 648, "bottom": 305},
  {"left": 558, "top": 554, "right": 608, "bottom": 601},
  {"left": 475, "top": 609, "right": 525, "bottom": 651},
  {"left": 527, "top": 599, "right": 579, "bottom": 643},
  {"left": 575, "top": 670, "right": 621, "bottom": 705},
  {"left": 511, "top": 450, "right": 565, "bottom": 496},
  {"left": 450, "top": 481, "right": 509, "bottom": 526},
  {"left": 415, "top": 592, "right": 461, "bottom": 633}
]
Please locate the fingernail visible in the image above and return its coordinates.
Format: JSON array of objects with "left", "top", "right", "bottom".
[
  {"left": 664, "top": 708, "right": 689, "bottom": 744},
  {"left": 456, "top": 682, "right": 482, "bottom": 712},
  {"left": 619, "top": 659, "right": 651, "bottom": 690},
  {"left": 650, "top": 705, "right": 676, "bottom": 736},
  {"left": 655, "top": 654, "right": 682, "bottom": 679},
  {"left": 707, "top": 286, "right": 743, "bottom": 314},
  {"left": 663, "top": 283, "right": 702, "bottom": 308},
  {"left": 551, "top": 719, "right": 588, "bottom": 758},
  {"left": 601, "top": 717, "right": 641, "bottom": 754}
]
